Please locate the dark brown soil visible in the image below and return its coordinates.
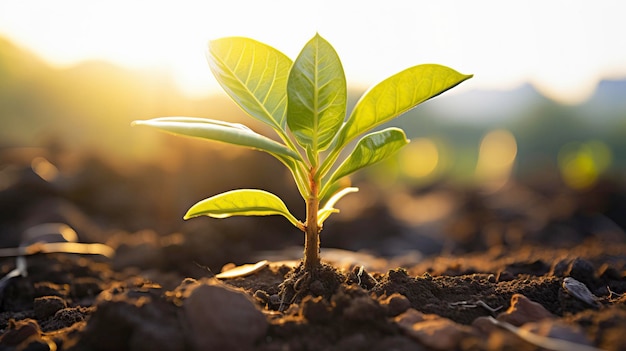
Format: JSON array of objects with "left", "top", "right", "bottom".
[{"left": 1, "top": 150, "right": 625, "bottom": 350}]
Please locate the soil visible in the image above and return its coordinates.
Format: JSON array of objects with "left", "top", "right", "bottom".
[{"left": 1, "top": 150, "right": 625, "bottom": 350}]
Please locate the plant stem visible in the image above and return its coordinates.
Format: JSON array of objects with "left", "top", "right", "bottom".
[{"left": 303, "top": 169, "right": 321, "bottom": 270}]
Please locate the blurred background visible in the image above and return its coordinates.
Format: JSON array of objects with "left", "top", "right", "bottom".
[{"left": 1, "top": 1, "right": 625, "bottom": 272}]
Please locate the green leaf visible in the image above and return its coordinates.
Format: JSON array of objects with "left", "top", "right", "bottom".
[
  {"left": 317, "top": 187, "right": 358, "bottom": 226},
  {"left": 329, "top": 127, "right": 409, "bottom": 184},
  {"left": 208, "top": 37, "right": 293, "bottom": 130},
  {"left": 319, "top": 177, "right": 351, "bottom": 206},
  {"left": 132, "top": 117, "right": 299, "bottom": 160},
  {"left": 337, "top": 64, "right": 472, "bottom": 147},
  {"left": 287, "top": 34, "right": 346, "bottom": 155},
  {"left": 184, "top": 189, "right": 302, "bottom": 229}
]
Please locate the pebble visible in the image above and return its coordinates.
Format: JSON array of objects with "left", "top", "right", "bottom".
[
  {"left": 521, "top": 319, "right": 594, "bottom": 347},
  {"left": 0, "top": 319, "right": 41, "bottom": 346},
  {"left": 34, "top": 296, "right": 67, "bottom": 320},
  {"left": 253, "top": 289, "right": 270, "bottom": 304},
  {"left": 566, "top": 258, "right": 596, "bottom": 285},
  {"left": 550, "top": 257, "right": 571, "bottom": 277},
  {"left": 597, "top": 263, "right": 622, "bottom": 281},
  {"left": 395, "top": 308, "right": 473, "bottom": 350},
  {"left": 562, "top": 277, "right": 599, "bottom": 307},
  {"left": 497, "top": 293, "right": 554, "bottom": 326},
  {"left": 301, "top": 295, "right": 332, "bottom": 323},
  {"left": 183, "top": 280, "right": 268, "bottom": 351},
  {"left": 380, "top": 293, "right": 411, "bottom": 317}
]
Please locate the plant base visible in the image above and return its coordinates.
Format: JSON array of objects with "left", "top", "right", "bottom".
[{"left": 277, "top": 261, "right": 344, "bottom": 309}]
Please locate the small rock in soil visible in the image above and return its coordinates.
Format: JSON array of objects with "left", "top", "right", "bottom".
[
  {"left": 379, "top": 293, "right": 411, "bottom": 317},
  {"left": 496, "top": 293, "right": 554, "bottom": 326},
  {"left": 0, "top": 318, "right": 52, "bottom": 349},
  {"left": 562, "top": 277, "right": 600, "bottom": 307},
  {"left": 300, "top": 295, "right": 332, "bottom": 324},
  {"left": 522, "top": 319, "right": 594, "bottom": 347},
  {"left": 34, "top": 296, "right": 67, "bottom": 320},
  {"left": 253, "top": 289, "right": 270, "bottom": 305},
  {"left": 597, "top": 263, "right": 622, "bottom": 281},
  {"left": 550, "top": 257, "right": 571, "bottom": 277},
  {"left": 565, "top": 258, "right": 596, "bottom": 286},
  {"left": 472, "top": 316, "right": 499, "bottom": 335},
  {"left": 183, "top": 279, "right": 268, "bottom": 351},
  {"left": 395, "top": 309, "right": 475, "bottom": 350}
]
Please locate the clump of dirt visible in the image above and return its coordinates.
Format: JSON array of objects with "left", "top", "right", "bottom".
[
  {"left": 1, "top": 239, "right": 626, "bottom": 350},
  {"left": 1, "top": 150, "right": 626, "bottom": 350},
  {"left": 276, "top": 262, "right": 345, "bottom": 309}
]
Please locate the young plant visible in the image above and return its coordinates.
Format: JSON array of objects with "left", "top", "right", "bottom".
[{"left": 133, "top": 34, "right": 471, "bottom": 271}]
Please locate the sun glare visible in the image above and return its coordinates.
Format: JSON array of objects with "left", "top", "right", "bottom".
[
  {"left": 399, "top": 138, "right": 440, "bottom": 179},
  {"left": 475, "top": 129, "right": 517, "bottom": 191},
  {"left": 0, "top": 1, "right": 624, "bottom": 102}
]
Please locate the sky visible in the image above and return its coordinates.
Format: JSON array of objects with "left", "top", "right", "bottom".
[{"left": 0, "top": 0, "right": 624, "bottom": 104}]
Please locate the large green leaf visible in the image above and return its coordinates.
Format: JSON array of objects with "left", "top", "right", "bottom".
[
  {"left": 132, "top": 117, "right": 299, "bottom": 160},
  {"left": 337, "top": 64, "right": 472, "bottom": 147},
  {"left": 208, "top": 37, "right": 292, "bottom": 130},
  {"left": 287, "top": 34, "right": 346, "bottom": 155},
  {"left": 184, "top": 189, "right": 301, "bottom": 229},
  {"left": 329, "top": 127, "right": 409, "bottom": 185}
]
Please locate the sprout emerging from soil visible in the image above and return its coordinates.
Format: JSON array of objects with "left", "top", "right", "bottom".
[{"left": 133, "top": 34, "right": 471, "bottom": 275}]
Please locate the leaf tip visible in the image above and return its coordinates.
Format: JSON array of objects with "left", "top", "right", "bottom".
[
  {"left": 207, "top": 37, "right": 223, "bottom": 49},
  {"left": 183, "top": 207, "right": 199, "bottom": 220}
]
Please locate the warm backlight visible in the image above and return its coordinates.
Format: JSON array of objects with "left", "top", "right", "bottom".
[{"left": 475, "top": 129, "right": 517, "bottom": 190}]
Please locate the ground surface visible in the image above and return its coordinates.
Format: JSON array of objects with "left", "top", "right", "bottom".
[{"left": 0, "top": 150, "right": 625, "bottom": 350}]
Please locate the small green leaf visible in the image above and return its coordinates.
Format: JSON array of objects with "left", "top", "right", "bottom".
[
  {"left": 337, "top": 64, "right": 472, "bottom": 147},
  {"left": 329, "top": 127, "right": 409, "bottom": 184},
  {"left": 184, "top": 189, "right": 302, "bottom": 229},
  {"left": 132, "top": 117, "right": 299, "bottom": 160},
  {"left": 287, "top": 34, "right": 346, "bottom": 155},
  {"left": 208, "top": 37, "right": 293, "bottom": 130},
  {"left": 317, "top": 187, "right": 358, "bottom": 226},
  {"left": 137, "top": 116, "right": 253, "bottom": 131},
  {"left": 319, "top": 177, "right": 351, "bottom": 206}
]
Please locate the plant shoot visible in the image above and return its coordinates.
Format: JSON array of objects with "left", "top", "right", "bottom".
[{"left": 133, "top": 34, "right": 472, "bottom": 270}]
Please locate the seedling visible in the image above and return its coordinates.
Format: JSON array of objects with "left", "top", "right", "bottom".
[{"left": 133, "top": 34, "right": 471, "bottom": 272}]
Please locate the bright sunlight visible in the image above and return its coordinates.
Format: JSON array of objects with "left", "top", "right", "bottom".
[{"left": 0, "top": 0, "right": 625, "bottom": 103}]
